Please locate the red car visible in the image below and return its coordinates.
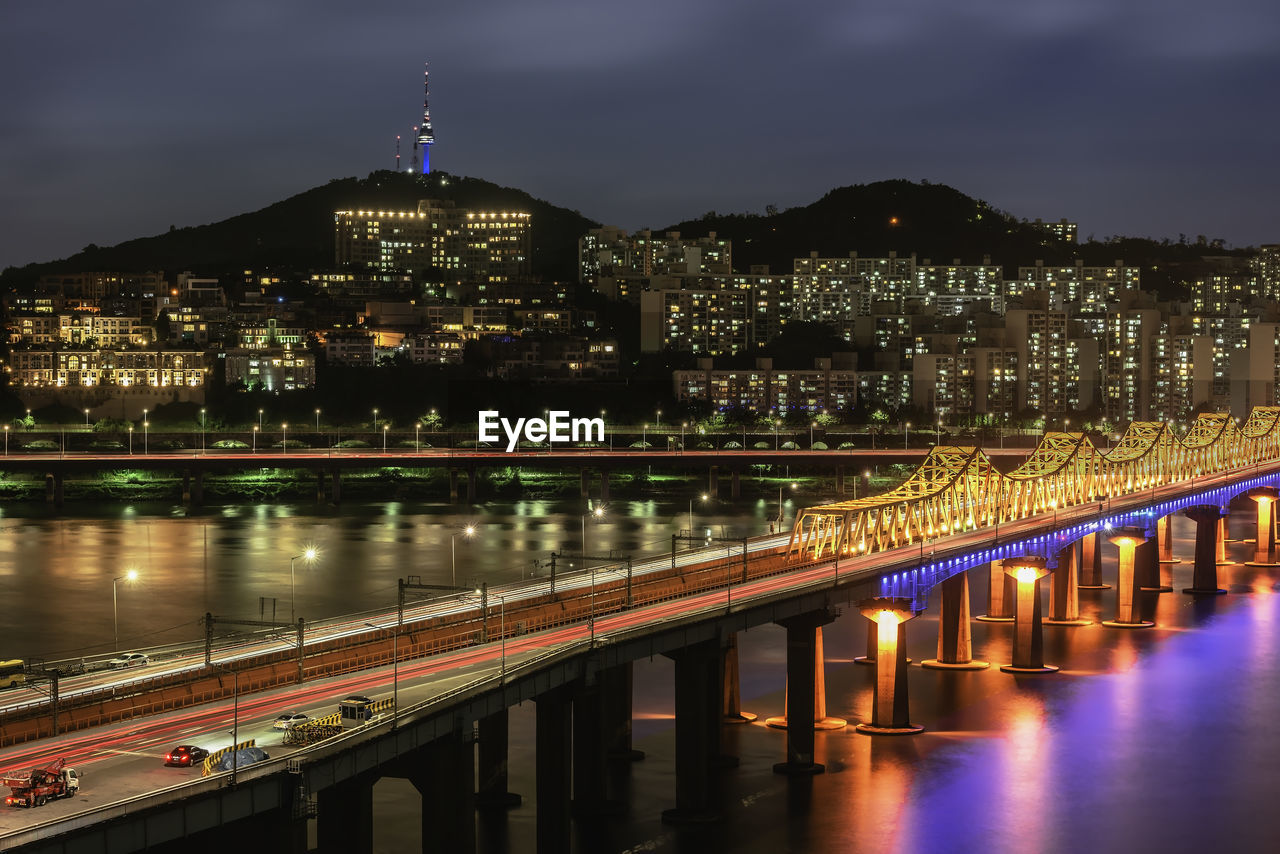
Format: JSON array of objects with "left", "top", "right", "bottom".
[{"left": 164, "top": 745, "right": 209, "bottom": 767}]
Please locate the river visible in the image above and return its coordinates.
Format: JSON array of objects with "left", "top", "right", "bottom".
[{"left": 3, "top": 499, "right": 1278, "bottom": 853}]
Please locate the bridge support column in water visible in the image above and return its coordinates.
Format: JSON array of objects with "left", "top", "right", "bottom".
[
  {"left": 1001, "top": 557, "right": 1058, "bottom": 673},
  {"left": 317, "top": 771, "right": 375, "bottom": 853},
  {"left": 1158, "top": 514, "right": 1181, "bottom": 565},
  {"left": 771, "top": 612, "right": 841, "bottom": 766},
  {"left": 44, "top": 471, "right": 63, "bottom": 508},
  {"left": 410, "top": 733, "right": 475, "bottom": 852},
  {"left": 722, "top": 632, "right": 758, "bottom": 722},
  {"left": 1078, "top": 530, "right": 1109, "bottom": 589},
  {"left": 662, "top": 638, "right": 723, "bottom": 823},
  {"left": 976, "top": 559, "right": 1016, "bottom": 621},
  {"left": 1138, "top": 524, "right": 1170, "bottom": 592},
  {"left": 766, "top": 626, "right": 846, "bottom": 731},
  {"left": 603, "top": 661, "right": 644, "bottom": 761},
  {"left": 600, "top": 468, "right": 609, "bottom": 501},
  {"left": 535, "top": 685, "right": 573, "bottom": 850},
  {"left": 1218, "top": 515, "right": 1230, "bottom": 565},
  {"left": 855, "top": 598, "right": 922, "bottom": 734},
  {"left": 923, "top": 570, "right": 989, "bottom": 669},
  {"left": 730, "top": 469, "right": 741, "bottom": 500},
  {"left": 1183, "top": 505, "right": 1228, "bottom": 595},
  {"left": 476, "top": 708, "right": 521, "bottom": 808},
  {"left": 1046, "top": 542, "right": 1092, "bottom": 626},
  {"left": 1103, "top": 527, "right": 1154, "bottom": 628},
  {"left": 1247, "top": 486, "right": 1280, "bottom": 567},
  {"left": 572, "top": 676, "right": 621, "bottom": 816}
]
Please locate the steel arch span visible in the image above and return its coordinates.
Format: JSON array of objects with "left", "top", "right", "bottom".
[{"left": 787, "top": 408, "right": 1280, "bottom": 561}]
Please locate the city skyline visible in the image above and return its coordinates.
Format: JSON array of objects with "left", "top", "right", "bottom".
[{"left": 4, "top": 0, "right": 1279, "bottom": 271}]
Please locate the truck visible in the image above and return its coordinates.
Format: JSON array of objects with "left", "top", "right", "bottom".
[{"left": 3, "top": 758, "right": 81, "bottom": 808}]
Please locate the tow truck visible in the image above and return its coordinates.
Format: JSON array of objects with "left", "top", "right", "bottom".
[{"left": 3, "top": 758, "right": 81, "bottom": 807}]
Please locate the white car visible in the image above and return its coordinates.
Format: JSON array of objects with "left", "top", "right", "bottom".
[
  {"left": 108, "top": 652, "right": 150, "bottom": 669},
  {"left": 272, "top": 712, "right": 310, "bottom": 730}
]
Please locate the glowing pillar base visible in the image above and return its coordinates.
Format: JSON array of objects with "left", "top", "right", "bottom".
[
  {"left": 854, "top": 598, "right": 922, "bottom": 736},
  {"left": 922, "top": 570, "right": 990, "bottom": 670},
  {"left": 1104, "top": 527, "right": 1155, "bottom": 628},
  {"left": 1183, "top": 505, "right": 1228, "bottom": 595},
  {"left": 976, "top": 560, "right": 1016, "bottom": 622},
  {"left": 1078, "top": 532, "right": 1110, "bottom": 589}
]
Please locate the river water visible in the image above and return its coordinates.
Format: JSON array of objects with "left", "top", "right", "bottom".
[{"left": 3, "top": 499, "right": 1279, "bottom": 853}]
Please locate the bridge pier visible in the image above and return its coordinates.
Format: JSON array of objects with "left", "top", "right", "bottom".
[
  {"left": 572, "top": 678, "right": 619, "bottom": 816},
  {"left": 44, "top": 472, "right": 63, "bottom": 508},
  {"left": 1158, "top": 515, "right": 1180, "bottom": 564},
  {"left": 1078, "top": 531, "right": 1109, "bottom": 589},
  {"left": 1137, "top": 527, "right": 1170, "bottom": 592},
  {"left": 722, "top": 632, "right": 758, "bottom": 722},
  {"left": 976, "top": 560, "right": 1016, "bottom": 621},
  {"left": 835, "top": 466, "right": 844, "bottom": 496},
  {"left": 316, "top": 470, "right": 326, "bottom": 503},
  {"left": 603, "top": 661, "right": 644, "bottom": 761},
  {"left": 580, "top": 468, "right": 590, "bottom": 499},
  {"left": 662, "top": 638, "right": 723, "bottom": 823},
  {"left": 1183, "top": 506, "right": 1228, "bottom": 595},
  {"left": 182, "top": 470, "right": 190, "bottom": 505},
  {"left": 1104, "top": 527, "right": 1154, "bottom": 628},
  {"left": 1218, "top": 516, "right": 1230, "bottom": 565},
  {"left": 536, "top": 685, "right": 573, "bottom": 851},
  {"left": 411, "top": 734, "right": 475, "bottom": 852},
  {"left": 730, "top": 470, "right": 741, "bottom": 500},
  {"left": 708, "top": 465, "right": 719, "bottom": 499},
  {"left": 855, "top": 598, "right": 922, "bottom": 735},
  {"left": 476, "top": 709, "right": 521, "bottom": 808},
  {"left": 449, "top": 469, "right": 459, "bottom": 503},
  {"left": 600, "top": 468, "right": 609, "bottom": 501},
  {"left": 467, "top": 467, "right": 478, "bottom": 502},
  {"left": 922, "top": 570, "right": 989, "bottom": 669},
  {"left": 772, "top": 612, "right": 838, "bottom": 771},
  {"left": 766, "top": 626, "right": 845, "bottom": 730},
  {"left": 317, "top": 771, "right": 375, "bottom": 854},
  {"left": 1001, "top": 557, "right": 1057, "bottom": 673},
  {"left": 1246, "top": 487, "right": 1280, "bottom": 566},
  {"left": 330, "top": 468, "right": 342, "bottom": 504},
  {"left": 1046, "top": 542, "right": 1091, "bottom": 626}
]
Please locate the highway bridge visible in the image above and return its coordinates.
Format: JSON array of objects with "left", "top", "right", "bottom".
[{"left": 4, "top": 409, "right": 1280, "bottom": 853}]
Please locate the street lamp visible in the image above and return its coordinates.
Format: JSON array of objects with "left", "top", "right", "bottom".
[
  {"left": 112, "top": 569, "right": 139, "bottom": 650},
  {"left": 642, "top": 423, "right": 647, "bottom": 449},
  {"left": 289, "top": 547, "right": 318, "bottom": 623},
  {"left": 680, "top": 421, "right": 686, "bottom": 452},
  {"left": 583, "top": 504, "right": 605, "bottom": 563},
  {"left": 778, "top": 482, "right": 796, "bottom": 527},
  {"left": 252, "top": 425, "right": 258, "bottom": 453},
  {"left": 143, "top": 419, "right": 149, "bottom": 454},
  {"left": 904, "top": 421, "right": 911, "bottom": 450},
  {"left": 415, "top": 422, "right": 421, "bottom": 453},
  {"left": 3, "top": 425, "right": 7, "bottom": 455},
  {"left": 474, "top": 584, "right": 508, "bottom": 677},
  {"left": 315, "top": 408, "right": 321, "bottom": 433},
  {"left": 451, "top": 524, "right": 476, "bottom": 587},
  {"left": 372, "top": 408, "right": 379, "bottom": 432},
  {"left": 774, "top": 420, "right": 780, "bottom": 450},
  {"left": 84, "top": 408, "right": 90, "bottom": 427},
  {"left": 200, "top": 408, "right": 206, "bottom": 453},
  {"left": 282, "top": 422, "right": 288, "bottom": 454},
  {"left": 810, "top": 421, "right": 816, "bottom": 448},
  {"left": 656, "top": 409, "right": 662, "bottom": 428},
  {"left": 365, "top": 621, "right": 399, "bottom": 724},
  {"left": 258, "top": 409, "right": 264, "bottom": 431},
  {"left": 383, "top": 424, "right": 389, "bottom": 453},
  {"left": 128, "top": 426, "right": 133, "bottom": 454},
  {"left": 689, "top": 493, "right": 708, "bottom": 536}
]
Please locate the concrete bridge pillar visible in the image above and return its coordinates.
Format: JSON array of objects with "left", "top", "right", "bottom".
[
  {"left": 835, "top": 466, "right": 845, "bottom": 496},
  {"left": 1158, "top": 514, "right": 1180, "bottom": 565},
  {"left": 1104, "top": 527, "right": 1154, "bottom": 628},
  {"left": 1247, "top": 487, "right": 1280, "bottom": 567},
  {"left": 410, "top": 734, "right": 475, "bottom": 852},
  {"left": 1078, "top": 531, "right": 1109, "bottom": 589},
  {"left": 662, "top": 638, "right": 722, "bottom": 824},
  {"left": 771, "top": 613, "right": 838, "bottom": 772},
  {"left": 1137, "top": 528, "right": 1169, "bottom": 592},
  {"left": 476, "top": 709, "right": 521, "bottom": 809},
  {"left": 536, "top": 686, "right": 573, "bottom": 851},
  {"left": 1183, "top": 505, "right": 1228, "bottom": 595},
  {"left": 317, "top": 772, "right": 375, "bottom": 854},
  {"left": 449, "top": 469, "right": 459, "bottom": 504},
  {"left": 922, "top": 570, "right": 989, "bottom": 669},
  {"left": 730, "top": 470, "right": 741, "bottom": 500},
  {"left": 467, "top": 467, "right": 477, "bottom": 502},
  {"left": 192, "top": 470, "right": 203, "bottom": 506},
  {"left": 44, "top": 472, "right": 63, "bottom": 508},
  {"left": 600, "top": 468, "right": 609, "bottom": 501},
  {"left": 316, "top": 470, "right": 326, "bottom": 503},
  {"left": 855, "top": 598, "right": 922, "bottom": 734},
  {"left": 603, "top": 661, "right": 644, "bottom": 762},
  {"left": 330, "top": 468, "right": 342, "bottom": 504},
  {"left": 572, "top": 679, "right": 616, "bottom": 816},
  {"left": 1046, "top": 542, "right": 1091, "bottom": 626},
  {"left": 580, "top": 468, "right": 591, "bottom": 499},
  {"left": 1001, "top": 557, "right": 1057, "bottom": 673},
  {"left": 766, "top": 626, "right": 845, "bottom": 731},
  {"left": 708, "top": 465, "right": 719, "bottom": 499},
  {"left": 1217, "top": 515, "right": 1230, "bottom": 565},
  {"left": 182, "top": 470, "right": 191, "bottom": 505},
  {"left": 722, "top": 632, "right": 758, "bottom": 722},
  {"left": 976, "top": 560, "right": 1016, "bottom": 621}
]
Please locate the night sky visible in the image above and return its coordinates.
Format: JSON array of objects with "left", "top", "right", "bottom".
[{"left": 3, "top": 0, "right": 1278, "bottom": 270}]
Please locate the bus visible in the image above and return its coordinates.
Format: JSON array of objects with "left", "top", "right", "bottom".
[{"left": 0, "top": 659, "right": 25, "bottom": 689}]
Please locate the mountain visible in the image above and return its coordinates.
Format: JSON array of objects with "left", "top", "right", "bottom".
[{"left": 0, "top": 171, "right": 599, "bottom": 285}]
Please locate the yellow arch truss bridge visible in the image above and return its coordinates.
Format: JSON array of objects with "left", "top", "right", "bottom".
[{"left": 786, "top": 408, "right": 1280, "bottom": 562}]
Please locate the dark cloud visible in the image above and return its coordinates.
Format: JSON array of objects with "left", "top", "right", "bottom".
[{"left": 3, "top": 0, "right": 1278, "bottom": 268}]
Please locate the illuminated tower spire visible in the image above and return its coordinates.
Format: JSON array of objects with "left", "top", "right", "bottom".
[{"left": 416, "top": 63, "right": 434, "bottom": 174}]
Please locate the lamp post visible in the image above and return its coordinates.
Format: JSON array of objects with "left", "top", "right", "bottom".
[
  {"left": 372, "top": 408, "right": 379, "bottom": 432},
  {"left": 904, "top": 421, "right": 911, "bottom": 450},
  {"left": 688, "top": 493, "right": 708, "bottom": 537},
  {"left": 777, "top": 482, "right": 796, "bottom": 527},
  {"left": 383, "top": 424, "right": 389, "bottom": 453},
  {"left": 810, "top": 421, "right": 816, "bottom": 448},
  {"left": 642, "top": 423, "right": 647, "bottom": 449},
  {"left": 258, "top": 409, "right": 263, "bottom": 431},
  {"left": 451, "top": 525, "right": 476, "bottom": 587},
  {"left": 774, "top": 420, "right": 780, "bottom": 450},
  {"left": 200, "top": 408, "right": 206, "bottom": 453},
  {"left": 289, "top": 547, "right": 318, "bottom": 623},
  {"left": 583, "top": 504, "right": 605, "bottom": 564},
  {"left": 315, "top": 408, "right": 321, "bottom": 433},
  {"left": 282, "top": 423, "right": 288, "bottom": 454},
  {"left": 128, "top": 426, "right": 133, "bottom": 455},
  {"left": 936, "top": 418, "right": 941, "bottom": 446},
  {"left": 3, "top": 425, "right": 7, "bottom": 455},
  {"left": 365, "top": 622, "right": 398, "bottom": 724},
  {"left": 143, "top": 419, "right": 149, "bottom": 454},
  {"left": 656, "top": 409, "right": 662, "bottom": 428},
  {"left": 680, "top": 421, "right": 686, "bottom": 452},
  {"left": 414, "top": 422, "right": 421, "bottom": 453},
  {"left": 112, "top": 569, "right": 139, "bottom": 650},
  {"left": 84, "top": 408, "right": 90, "bottom": 427},
  {"left": 252, "top": 425, "right": 258, "bottom": 453}
]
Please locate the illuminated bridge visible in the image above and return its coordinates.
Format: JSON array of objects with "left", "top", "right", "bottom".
[{"left": 7, "top": 410, "right": 1280, "bottom": 854}]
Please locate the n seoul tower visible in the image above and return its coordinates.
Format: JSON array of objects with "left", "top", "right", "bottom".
[{"left": 416, "top": 63, "right": 435, "bottom": 174}]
